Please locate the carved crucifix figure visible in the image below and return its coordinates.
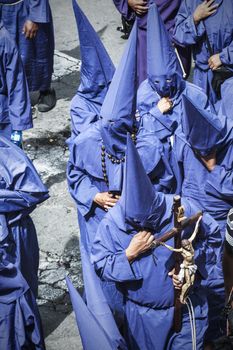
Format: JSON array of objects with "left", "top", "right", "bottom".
[{"left": 160, "top": 215, "right": 202, "bottom": 304}]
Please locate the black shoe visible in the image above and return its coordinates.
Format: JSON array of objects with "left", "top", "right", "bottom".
[
  {"left": 38, "top": 88, "right": 56, "bottom": 113},
  {"left": 29, "top": 91, "right": 40, "bottom": 106}
]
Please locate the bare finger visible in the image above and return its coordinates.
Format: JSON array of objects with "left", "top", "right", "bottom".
[
  {"left": 105, "top": 201, "right": 116, "bottom": 207},
  {"left": 106, "top": 194, "right": 118, "bottom": 200},
  {"left": 209, "top": 3, "right": 219, "bottom": 9},
  {"left": 24, "top": 29, "right": 29, "bottom": 38},
  {"left": 32, "top": 30, "right": 37, "bottom": 38},
  {"left": 173, "top": 276, "right": 181, "bottom": 284},
  {"left": 135, "top": 5, "right": 148, "bottom": 10},
  {"left": 173, "top": 280, "right": 182, "bottom": 288},
  {"left": 27, "top": 29, "right": 32, "bottom": 39},
  {"left": 208, "top": 8, "right": 218, "bottom": 15},
  {"left": 144, "top": 232, "right": 152, "bottom": 240},
  {"left": 206, "top": 0, "right": 215, "bottom": 6},
  {"left": 106, "top": 199, "right": 118, "bottom": 205},
  {"left": 147, "top": 235, "right": 155, "bottom": 246},
  {"left": 106, "top": 193, "right": 118, "bottom": 199},
  {"left": 138, "top": 231, "right": 149, "bottom": 239},
  {"left": 173, "top": 282, "right": 182, "bottom": 288},
  {"left": 135, "top": 10, "right": 147, "bottom": 15},
  {"left": 168, "top": 269, "right": 175, "bottom": 276}
]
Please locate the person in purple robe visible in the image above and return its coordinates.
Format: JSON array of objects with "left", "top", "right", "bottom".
[
  {"left": 67, "top": 22, "right": 174, "bottom": 331},
  {"left": 113, "top": 0, "right": 192, "bottom": 84},
  {"left": 70, "top": 0, "right": 115, "bottom": 139},
  {"left": 0, "top": 22, "right": 32, "bottom": 146},
  {"left": 137, "top": 2, "right": 212, "bottom": 194},
  {"left": 173, "top": 94, "right": 233, "bottom": 344},
  {"left": 91, "top": 135, "right": 221, "bottom": 350},
  {"left": 67, "top": 22, "right": 138, "bottom": 328},
  {"left": 0, "top": 0, "right": 56, "bottom": 112},
  {"left": 0, "top": 136, "right": 49, "bottom": 350},
  {"left": 173, "top": 0, "right": 233, "bottom": 112}
]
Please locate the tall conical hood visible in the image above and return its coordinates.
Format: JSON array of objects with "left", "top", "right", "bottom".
[
  {"left": 147, "top": 3, "right": 182, "bottom": 97},
  {"left": 147, "top": 3, "right": 181, "bottom": 78},
  {"left": 121, "top": 134, "right": 166, "bottom": 230},
  {"left": 81, "top": 248, "right": 127, "bottom": 349},
  {"left": 100, "top": 22, "right": 138, "bottom": 158},
  {"left": 182, "top": 95, "right": 226, "bottom": 156},
  {"left": 66, "top": 276, "right": 113, "bottom": 350},
  {"left": 73, "top": 0, "right": 115, "bottom": 95}
]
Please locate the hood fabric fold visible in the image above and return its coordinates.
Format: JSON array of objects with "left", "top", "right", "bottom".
[{"left": 182, "top": 95, "right": 226, "bottom": 156}]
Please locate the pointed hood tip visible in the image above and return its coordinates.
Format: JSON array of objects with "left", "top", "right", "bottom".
[
  {"left": 147, "top": 3, "right": 181, "bottom": 79},
  {"left": 121, "top": 135, "right": 165, "bottom": 230},
  {"left": 100, "top": 22, "right": 138, "bottom": 158},
  {"left": 66, "top": 276, "right": 114, "bottom": 350},
  {"left": 182, "top": 94, "right": 225, "bottom": 155},
  {"left": 100, "top": 22, "right": 138, "bottom": 121},
  {"left": 72, "top": 0, "right": 115, "bottom": 92}
]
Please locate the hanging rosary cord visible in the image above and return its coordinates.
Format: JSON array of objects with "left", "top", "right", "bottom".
[
  {"left": 185, "top": 297, "right": 197, "bottom": 350},
  {"left": 101, "top": 144, "right": 110, "bottom": 187},
  {"left": 101, "top": 127, "right": 137, "bottom": 186}
]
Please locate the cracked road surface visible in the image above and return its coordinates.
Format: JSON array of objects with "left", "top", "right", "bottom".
[{"left": 23, "top": 1, "right": 126, "bottom": 349}]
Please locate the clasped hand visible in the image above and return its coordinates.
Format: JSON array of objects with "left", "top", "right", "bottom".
[
  {"left": 126, "top": 231, "right": 154, "bottom": 262},
  {"left": 128, "top": 0, "right": 148, "bottom": 16},
  {"left": 22, "top": 20, "right": 39, "bottom": 39},
  {"left": 208, "top": 53, "right": 222, "bottom": 70},
  {"left": 168, "top": 268, "right": 183, "bottom": 290},
  {"left": 157, "top": 97, "right": 173, "bottom": 114},
  {"left": 94, "top": 192, "right": 120, "bottom": 210}
]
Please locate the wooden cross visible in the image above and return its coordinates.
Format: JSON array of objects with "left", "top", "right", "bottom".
[{"left": 152, "top": 195, "right": 202, "bottom": 333}]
